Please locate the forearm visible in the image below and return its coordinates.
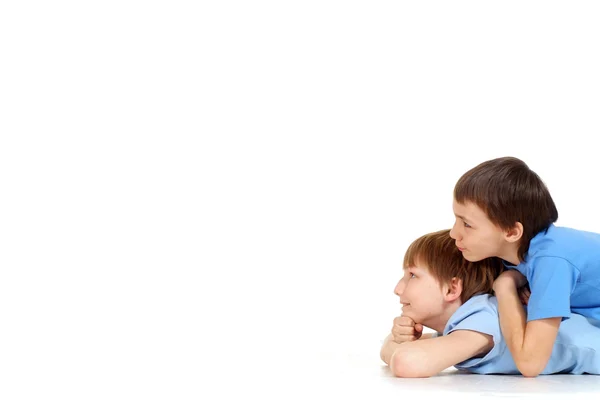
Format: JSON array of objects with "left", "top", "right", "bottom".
[
  {"left": 380, "top": 332, "right": 438, "bottom": 365},
  {"left": 385, "top": 331, "right": 494, "bottom": 378},
  {"left": 495, "top": 284, "right": 527, "bottom": 358},
  {"left": 496, "top": 284, "right": 526, "bottom": 348},
  {"left": 420, "top": 332, "right": 438, "bottom": 340},
  {"left": 495, "top": 284, "right": 554, "bottom": 376},
  {"left": 380, "top": 334, "right": 402, "bottom": 365}
]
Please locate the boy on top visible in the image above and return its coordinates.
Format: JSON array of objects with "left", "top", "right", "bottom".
[{"left": 450, "top": 157, "right": 600, "bottom": 377}]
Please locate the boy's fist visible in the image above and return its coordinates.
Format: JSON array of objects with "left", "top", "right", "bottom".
[
  {"left": 518, "top": 284, "right": 531, "bottom": 306},
  {"left": 391, "top": 315, "right": 423, "bottom": 343}
]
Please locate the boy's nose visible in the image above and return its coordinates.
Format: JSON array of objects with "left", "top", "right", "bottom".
[
  {"left": 394, "top": 279, "right": 405, "bottom": 296},
  {"left": 449, "top": 221, "right": 460, "bottom": 240}
]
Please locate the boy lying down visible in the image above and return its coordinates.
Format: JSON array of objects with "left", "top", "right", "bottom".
[{"left": 380, "top": 230, "right": 600, "bottom": 378}]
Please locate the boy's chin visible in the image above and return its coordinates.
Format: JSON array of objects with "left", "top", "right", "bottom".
[
  {"left": 401, "top": 309, "right": 421, "bottom": 323},
  {"left": 400, "top": 308, "right": 414, "bottom": 319},
  {"left": 462, "top": 252, "right": 485, "bottom": 262}
]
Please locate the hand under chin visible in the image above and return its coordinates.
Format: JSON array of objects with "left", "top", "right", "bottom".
[{"left": 400, "top": 308, "right": 415, "bottom": 320}]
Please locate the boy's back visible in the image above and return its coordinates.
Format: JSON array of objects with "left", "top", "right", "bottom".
[
  {"left": 445, "top": 294, "right": 600, "bottom": 375},
  {"left": 508, "top": 225, "right": 600, "bottom": 321}
]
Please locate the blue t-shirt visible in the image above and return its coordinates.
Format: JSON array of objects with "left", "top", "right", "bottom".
[
  {"left": 505, "top": 224, "right": 600, "bottom": 321},
  {"left": 444, "top": 294, "right": 600, "bottom": 375}
]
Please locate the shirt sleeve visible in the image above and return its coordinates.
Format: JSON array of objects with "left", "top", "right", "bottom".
[
  {"left": 446, "top": 308, "right": 502, "bottom": 368},
  {"left": 447, "top": 308, "right": 501, "bottom": 345},
  {"left": 527, "top": 256, "right": 580, "bottom": 321}
]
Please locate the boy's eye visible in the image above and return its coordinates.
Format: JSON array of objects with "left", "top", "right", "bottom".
[
  {"left": 410, "top": 273, "right": 416, "bottom": 279},
  {"left": 463, "top": 221, "right": 472, "bottom": 228}
]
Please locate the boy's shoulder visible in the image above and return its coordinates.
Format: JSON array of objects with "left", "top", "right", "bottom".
[
  {"left": 541, "top": 225, "right": 600, "bottom": 240},
  {"left": 443, "top": 294, "right": 506, "bottom": 370},
  {"left": 443, "top": 294, "right": 499, "bottom": 337},
  {"left": 527, "top": 224, "right": 600, "bottom": 261}
]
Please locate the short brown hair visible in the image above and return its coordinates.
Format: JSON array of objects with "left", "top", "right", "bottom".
[
  {"left": 454, "top": 157, "right": 558, "bottom": 261},
  {"left": 403, "top": 230, "right": 503, "bottom": 303}
]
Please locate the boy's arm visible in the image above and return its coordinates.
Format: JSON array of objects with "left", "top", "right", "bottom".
[
  {"left": 494, "top": 279, "right": 560, "bottom": 377},
  {"left": 380, "top": 334, "right": 402, "bottom": 365},
  {"left": 382, "top": 330, "right": 493, "bottom": 378},
  {"left": 380, "top": 332, "right": 438, "bottom": 365}
]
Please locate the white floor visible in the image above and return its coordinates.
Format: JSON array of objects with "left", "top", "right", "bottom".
[
  {"left": 236, "top": 344, "right": 600, "bottom": 400},
  {"left": 202, "top": 334, "right": 600, "bottom": 400}
]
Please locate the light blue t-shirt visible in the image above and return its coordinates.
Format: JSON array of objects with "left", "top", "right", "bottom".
[
  {"left": 505, "top": 224, "right": 600, "bottom": 321},
  {"left": 444, "top": 294, "right": 600, "bottom": 375}
]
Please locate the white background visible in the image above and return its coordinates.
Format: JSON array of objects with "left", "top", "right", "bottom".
[{"left": 2, "top": 1, "right": 600, "bottom": 398}]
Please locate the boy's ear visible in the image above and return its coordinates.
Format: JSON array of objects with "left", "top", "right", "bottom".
[
  {"left": 445, "top": 277, "right": 463, "bottom": 302},
  {"left": 504, "top": 222, "right": 523, "bottom": 243}
]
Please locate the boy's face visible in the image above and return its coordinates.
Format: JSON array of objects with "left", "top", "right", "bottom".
[
  {"left": 394, "top": 264, "right": 447, "bottom": 326},
  {"left": 450, "top": 199, "right": 507, "bottom": 262}
]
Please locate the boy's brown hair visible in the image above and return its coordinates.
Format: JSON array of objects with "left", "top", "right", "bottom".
[
  {"left": 403, "top": 229, "right": 503, "bottom": 303},
  {"left": 454, "top": 156, "right": 558, "bottom": 261}
]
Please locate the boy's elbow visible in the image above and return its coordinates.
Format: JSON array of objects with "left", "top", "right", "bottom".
[
  {"left": 515, "top": 359, "right": 544, "bottom": 378},
  {"left": 390, "top": 350, "right": 432, "bottom": 378},
  {"left": 379, "top": 346, "right": 389, "bottom": 365}
]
